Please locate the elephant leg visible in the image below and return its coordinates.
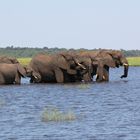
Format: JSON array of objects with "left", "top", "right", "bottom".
[
  {"left": 67, "top": 69, "right": 77, "bottom": 75},
  {"left": 54, "top": 68, "right": 64, "bottom": 83},
  {"left": 83, "top": 73, "right": 92, "bottom": 82},
  {"left": 30, "top": 78, "right": 33, "bottom": 83},
  {"left": 96, "top": 69, "right": 109, "bottom": 82},
  {"left": 0, "top": 75, "right": 5, "bottom": 84},
  {"left": 96, "top": 66, "right": 104, "bottom": 82},
  {"left": 103, "top": 66, "right": 109, "bottom": 81},
  {"left": 15, "top": 73, "right": 21, "bottom": 84}
]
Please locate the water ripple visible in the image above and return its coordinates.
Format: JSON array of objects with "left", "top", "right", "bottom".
[{"left": 0, "top": 67, "right": 140, "bottom": 139}]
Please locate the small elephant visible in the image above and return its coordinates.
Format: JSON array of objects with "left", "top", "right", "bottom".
[
  {"left": 64, "top": 52, "right": 93, "bottom": 82},
  {"left": 24, "top": 66, "right": 42, "bottom": 83},
  {"left": 0, "top": 63, "right": 27, "bottom": 84}
]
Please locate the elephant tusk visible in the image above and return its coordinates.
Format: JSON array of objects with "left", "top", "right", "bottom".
[
  {"left": 123, "top": 63, "right": 128, "bottom": 66},
  {"left": 34, "top": 75, "right": 38, "bottom": 79},
  {"left": 77, "top": 63, "right": 86, "bottom": 70},
  {"left": 103, "top": 76, "right": 105, "bottom": 80},
  {"left": 95, "top": 74, "right": 98, "bottom": 79}
]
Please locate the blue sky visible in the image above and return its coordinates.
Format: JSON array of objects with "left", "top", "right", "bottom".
[{"left": 0, "top": 0, "right": 140, "bottom": 50}]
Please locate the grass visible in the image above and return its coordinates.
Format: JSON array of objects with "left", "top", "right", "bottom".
[
  {"left": 41, "top": 107, "right": 76, "bottom": 122},
  {"left": 17, "top": 57, "right": 140, "bottom": 66},
  {"left": 77, "top": 84, "right": 90, "bottom": 89},
  {"left": 17, "top": 57, "right": 31, "bottom": 66},
  {"left": 127, "top": 57, "right": 140, "bottom": 66}
]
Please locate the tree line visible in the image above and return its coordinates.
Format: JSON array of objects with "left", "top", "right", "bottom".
[{"left": 0, "top": 46, "right": 140, "bottom": 58}]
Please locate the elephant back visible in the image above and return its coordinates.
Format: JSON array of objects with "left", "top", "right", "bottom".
[{"left": 0, "top": 56, "right": 19, "bottom": 64}]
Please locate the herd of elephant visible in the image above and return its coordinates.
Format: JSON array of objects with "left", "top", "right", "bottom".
[{"left": 0, "top": 49, "right": 129, "bottom": 85}]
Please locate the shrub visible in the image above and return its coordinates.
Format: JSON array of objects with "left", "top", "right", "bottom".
[{"left": 41, "top": 107, "right": 76, "bottom": 122}]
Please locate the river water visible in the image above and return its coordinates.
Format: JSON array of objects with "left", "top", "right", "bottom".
[{"left": 0, "top": 67, "right": 140, "bottom": 140}]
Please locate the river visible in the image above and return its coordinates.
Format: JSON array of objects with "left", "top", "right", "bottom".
[{"left": 0, "top": 67, "right": 139, "bottom": 140}]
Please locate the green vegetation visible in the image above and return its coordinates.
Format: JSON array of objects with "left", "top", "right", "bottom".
[
  {"left": 78, "top": 84, "right": 90, "bottom": 89},
  {"left": 0, "top": 46, "right": 140, "bottom": 58},
  {"left": 18, "top": 58, "right": 31, "bottom": 66},
  {"left": 41, "top": 107, "right": 76, "bottom": 122},
  {"left": 0, "top": 47, "right": 68, "bottom": 58},
  {"left": 121, "top": 49, "right": 140, "bottom": 57},
  {"left": 0, "top": 46, "right": 139, "bottom": 66},
  {"left": 127, "top": 57, "right": 140, "bottom": 66}
]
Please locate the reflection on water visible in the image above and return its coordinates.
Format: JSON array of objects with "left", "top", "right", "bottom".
[
  {"left": 0, "top": 67, "right": 140, "bottom": 140},
  {"left": 0, "top": 99, "right": 5, "bottom": 108}
]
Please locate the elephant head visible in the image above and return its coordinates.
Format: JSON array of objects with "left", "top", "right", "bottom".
[
  {"left": 59, "top": 52, "right": 86, "bottom": 72},
  {"left": 72, "top": 54, "right": 93, "bottom": 82},
  {"left": 106, "top": 50, "right": 129, "bottom": 78},
  {"left": 57, "top": 52, "right": 92, "bottom": 82},
  {"left": 24, "top": 66, "right": 41, "bottom": 83},
  {"left": 85, "top": 50, "right": 128, "bottom": 82},
  {"left": 30, "top": 71, "right": 41, "bottom": 83}
]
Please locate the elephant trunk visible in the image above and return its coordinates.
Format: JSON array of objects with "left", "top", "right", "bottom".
[{"left": 120, "top": 58, "right": 129, "bottom": 78}]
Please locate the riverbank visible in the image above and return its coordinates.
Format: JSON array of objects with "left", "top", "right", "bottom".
[
  {"left": 18, "top": 57, "right": 140, "bottom": 66},
  {"left": 127, "top": 57, "right": 140, "bottom": 66}
]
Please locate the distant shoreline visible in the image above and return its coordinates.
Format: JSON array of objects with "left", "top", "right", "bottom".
[
  {"left": 18, "top": 57, "right": 140, "bottom": 66},
  {"left": 0, "top": 47, "right": 140, "bottom": 58}
]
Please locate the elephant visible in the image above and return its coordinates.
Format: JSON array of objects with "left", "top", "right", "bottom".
[
  {"left": 28, "top": 52, "right": 87, "bottom": 83},
  {"left": 75, "top": 50, "right": 101, "bottom": 82},
  {"left": 0, "top": 56, "right": 19, "bottom": 64},
  {"left": 62, "top": 52, "right": 93, "bottom": 82},
  {"left": 94, "top": 50, "right": 129, "bottom": 81},
  {"left": 0, "top": 63, "right": 27, "bottom": 84}
]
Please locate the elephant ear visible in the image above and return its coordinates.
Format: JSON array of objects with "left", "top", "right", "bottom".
[
  {"left": 103, "top": 59, "right": 116, "bottom": 68},
  {"left": 17, "top": 64, "right": 26, "bottom": 77},
  {"left": 60, "top": 53, "right": 73, "bottom": 61},
  {"left": 57, "top": 54, "right": 70, "bottom": 70},
  {"left": 103, "top": 54, "right": 116, "bottom": 68},
  {"left": 24, "top": 66, "right": 33, "bottom": 76}
]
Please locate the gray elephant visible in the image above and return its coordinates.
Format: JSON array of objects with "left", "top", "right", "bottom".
[
  {"left": 67, "top": 51, "right": 99, "bottom": 82},
  {"left": 0, "top": 63, "right": 27, "bottom": 84},
  {"left": 76, "top": 52, "right": 104, "bottom": 82},
  {"left": 28, "top": 52, "right": 86, "bottom": 83},
  {"left": 24, "top": 66, "right": 42, "bottom": 83},
  {"left": 94, "top": 50, "right": 129, "bottom": 81},
  {"left": 64, "top": 52, "right": 93, "bottom": 82}
]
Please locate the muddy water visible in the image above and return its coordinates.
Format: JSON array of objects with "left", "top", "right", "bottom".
[{"left": 0, "top": 67, "right": 140, "bottom": 140}]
